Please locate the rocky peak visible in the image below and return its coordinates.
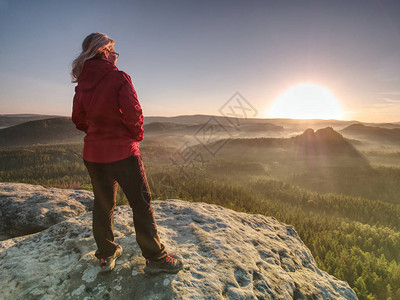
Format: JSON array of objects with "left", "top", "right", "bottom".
[
  {"left": 292, "top": 127, "right": 368, "bottom": 161},
  {"left": 0, "top": 183, "right": 357, "bottom": 299},
  {"left": 315, "top": 127, "right": 345, "bottom": 143},
  {"left": 296, "top": 127, "right": 345, "bottom": 144}
]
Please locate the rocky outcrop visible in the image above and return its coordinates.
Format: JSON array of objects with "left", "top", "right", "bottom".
[
  {"left": 0, "top": 196, "right": 357, "bottom": 299},
  {"left": 0, "top": 182, "right": 93, "bottom": 236},
  {"left": 290, "top": 127, "right": 370, "bottom": 169},
  {"left": 293, "top": 127, "right": 359, "bottom": 155}
]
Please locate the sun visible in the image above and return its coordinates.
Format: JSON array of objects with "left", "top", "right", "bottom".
[{"left": 266, "top": 83, "right": 344, "bottom": 120}]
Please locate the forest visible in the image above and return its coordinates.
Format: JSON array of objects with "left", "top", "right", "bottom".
[{"left": 1, "top": 141, "right": 400, "bottom": 299}]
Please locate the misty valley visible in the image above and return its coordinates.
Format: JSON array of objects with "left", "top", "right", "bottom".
[{"left": 1, "top": 114, "right": 400, "bottom": 300}]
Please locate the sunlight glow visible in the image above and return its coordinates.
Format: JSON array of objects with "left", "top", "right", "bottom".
[{"left": 267, "top": 83, "right": 344, "bottom": 120}]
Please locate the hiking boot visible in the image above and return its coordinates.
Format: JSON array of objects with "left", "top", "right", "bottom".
[
  {"left": 99, "top": 245, "right": 123, "bottom": 272},
  {"left": 144, "top": 253, "right": 184, "bottom": 274}
]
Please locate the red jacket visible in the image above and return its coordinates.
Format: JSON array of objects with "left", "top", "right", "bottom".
[{"left": 72, "top": 59, "right": 144, "bottom": 163}]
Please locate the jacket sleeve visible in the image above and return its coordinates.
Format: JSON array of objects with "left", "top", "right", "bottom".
[
  {"left": 117, "top": 73, "right": 144, "bottom": 142},
  {"left": 71, "top": 89, "right": 88, "bottom": 133}
]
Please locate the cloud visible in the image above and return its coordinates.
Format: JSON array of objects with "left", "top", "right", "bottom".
[
  {"left": 371, "top": 100, "right": 400, "bottom": 108},
  {"left": 379, "top": 91, "right": 400, "bottom": 96},
  {"left": 352, "top": 102, "right": 400, "bottom": 122},
  {"left": 383, "top": 98, "right": 400, "bottom": 103},
  {"left": 347, "top": 96, "right": 400, "bottom": 122},
  {"left": 377, "top": 91, "right": 400, "bottom": 105}
]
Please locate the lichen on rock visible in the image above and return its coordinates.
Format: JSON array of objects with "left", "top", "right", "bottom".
[{"left": 0, "top": 182, "right": 93, "bottom": 237}]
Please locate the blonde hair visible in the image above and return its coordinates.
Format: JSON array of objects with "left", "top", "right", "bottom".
[{"left": 71, "top": 32, "right": 115, "bottom": 82}]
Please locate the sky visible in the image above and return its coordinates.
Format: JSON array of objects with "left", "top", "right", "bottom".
[{"left": 0, "top": 0, "right": 400, "bottom": 123}]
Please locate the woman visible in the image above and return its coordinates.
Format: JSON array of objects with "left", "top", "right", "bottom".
[{"left": 71, "top": 32, "right": 183, "bottom": 274}]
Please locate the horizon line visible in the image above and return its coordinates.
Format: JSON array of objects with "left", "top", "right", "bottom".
[{"left": 0, "top": 113, "right": 399, "bottom": 124}]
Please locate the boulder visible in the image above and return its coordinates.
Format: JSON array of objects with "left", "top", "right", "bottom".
[
  {"left": 0, "top": 182, "right": 93, "bottom": 236},
  {"left": 0, "top": 199, "right": 357, "bottom": 299}
]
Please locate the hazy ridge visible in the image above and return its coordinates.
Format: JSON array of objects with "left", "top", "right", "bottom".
[
  {"left": 1, "top": 114, "right": 400, "bottom": 299},
  {"left": 2, "top": 114, "right": 400, "bottom": 148},
  {"left": 0, "top": 114, "right": 62, "bottom": 128}
]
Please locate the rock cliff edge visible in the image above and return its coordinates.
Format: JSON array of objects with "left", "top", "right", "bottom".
[{"left": 0, "top": 183, "right": 357, "bottom": 299}]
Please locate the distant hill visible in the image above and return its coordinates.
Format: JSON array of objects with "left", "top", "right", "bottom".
[
  {"left": 363, "top": 122, "right": 400, "bottom": 129},
  {"left": 144, "top": 114, "right": 358, "bottom": 132},
  {"left": 2, "top": 113, "right": 396, "bottom": 150},
  {"left": 237, "top": 123, "right": 283, "bottom": 132},
  {"left": 143, "top": 122, "right": 186, "bottom": 132},
  {"left": 143, "top": 122, "right": 236, "bottom": 135},
  {"left": 0, "top": 118, "right": 84, "bottom": 147},
  {"left": 197, "top": 127, "right": 369, "bottom": 169},
  {"left": 143, "top": 121, "right": 283, "bottom": 137},
  {"left": 0, "top": 114, "right": 63, "bottom": 128},
  {"left": 341, "top": 123, "right": 400, "bottom": 145},
  {"left": 2, "top": 113, "right": 395, "bottom": 132}
]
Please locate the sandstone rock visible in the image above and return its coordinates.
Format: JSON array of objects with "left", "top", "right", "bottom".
[
  {"left": 0, "top": 199, "right": 357, "bottom": 299},
  {"left": 0, "top": 182, "right": 93, "bottom": 236}
]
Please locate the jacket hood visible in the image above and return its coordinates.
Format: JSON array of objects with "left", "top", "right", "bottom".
[{"left": 77, "top": 59, "right": 118, "bottom": 91}]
